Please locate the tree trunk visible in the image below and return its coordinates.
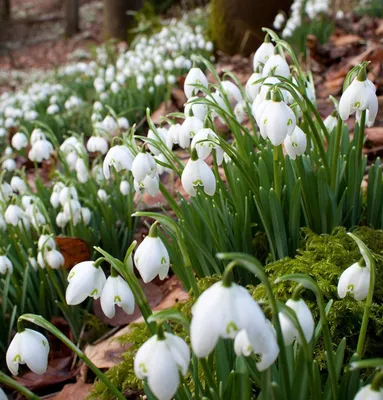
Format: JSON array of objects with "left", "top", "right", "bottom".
[
  {"left": 66, "top": 0, "right": 79, "bottom": 36},
  {"left": 210, "top": 0, "right": 292, "bottom": 55},
  {"left": 103, "top": 0, "right": 143, "bottom": 40},
  {"left": 0, "top": 0, "right": 10, "bottom": 20}
]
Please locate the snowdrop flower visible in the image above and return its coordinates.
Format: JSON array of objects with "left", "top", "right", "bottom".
[
  {"left": 2, "top": 158, "right": 16, "bottom": 171},
  {"left": 75, "top": 158, "right": 89, "bottom": 183},
  {"left": 59, "top": 186, "right": 77, "bottom": 206},
  {"left": 253, "top": 38, "right": 275, "bottom": 69},
  {"left": 100, "top": 115, "right": 119, "bottom": 136},
  {"left": 154, "top": 153, "right": 172, "bottom": 175},
  {"left": 63, "top": 199, "right": 82, "bottom": 224},
  {"left": 234, "top": 101, "right": 247, "bottom": 123},
  {"left": 245, "top": 69, "right": 262, "bottom": 102},
  {"left": 100, "top": 275, "right": 135, "bottom": 318},
  {"left": 184, "top": 67, "right": 208, "bottom": 98},
  {"left": 103, "top": 145, "right": 134, "bottom": 179},
  {"left": 87, "top": 136, "right": 109, "bottom": 155},
  {"left": 56, "top": 211, "right": 69, "bottom": 228},
  {"left": 339, "top": 68, "right": 378, "bottom": 126},
  {"left": 0, "top": 128, "right": 5, "bottom": 137},
  {"left": 97, "top": 189, "right": 108, "bottom": 202},
  {"left": 6, "top": 329, "right": 49, "bottom": 375},
  {"left": 0, "top": 214, "right": 6, "bottom": 231},
  {"left": 284, "top": 125, "right": 307, "bottom": 159},
  {"left": 81, "top": 207, "right": 91, "bottom": 225},
  {"left": 181, "top": 152, "right": 216, "bottom": 197},
  {"left": 28, "top": 139, "right": 54, "bottom": 162},
  {"left": 4, "top": 205, "right": 23, "bottom": 226},
  {"left": 0, "top": 182, "right": 13, "bottom": 202},
  {"left": 39, "top": 249, "right": 64, "bottom": 269},
  {"left": 220, "top": 80, "right": 243, "bottom": 108},
  {"left": 66, "top": 261, "right": 106, "bottom": 305},
  {"left": 354, "top": 384, "right": 383, "bottom": 400},
  {"left": 178, "top": 117, "right": 203, "bottom": 148},
  {"left": 134, "top": 174, "right": 160, "bottom": 197},
  {"left": 234, "top": 325, "right": 279, "bottom": 371},
  {"left": 259, "top": 91, "right": 296, "bottom": 145},
  {"left": 47, "top": 104, "right": 59, "bottom": 115},
  {"left": 262, "top": 52, "right": 290, "bottom": 79},
  {"left": 134, "top": 331, "right": 190, "bottom": 400},
  {"left": 324, "top": 111, "right": 338, "bottom": 133},
  {"left": 279, "top": 298, "right": 314, "bottom": 345},
  {"left": 273, "top": 12, "right": 285, "bottom": 29},
  {"left": 120, "top": 180, "right": 131, "bottom": 195},
  {"left": 30, "top": 129, "right": 46, "bottom": 145},
  {"left": 191, "top": 128, "right": 224, "bottom": 165},
  {"left": 11, "top": 132, "right": 28, "bottom": 150},
  {"left": 184, "top": 97, "right": 208, "bottom": 121},
  {"left": 168, "top": 123, "right": 182, "bottom": 145},
  {"left": 118, "top": 117, "right": 130, "bottom": 130},
  {"left": 132, "top": 152, "right": 157, "bottom": 183},
  {"left": 0, "top": 388, "right": 7, "bottom": 400},
  {"left": 0, "top": 255, "right": 13, "bottom": 274},
  {"left": 10, "top": 176, "right": 27, "bottom": 194},
  {"left": 338, "top": 261, "right": 370, "bottom": 301},
  {"left": 5, "top": 146, "right": 13, "bottom": 156},
  {"left": 38, "top": 234, "right": 56, "bottom": 252},
  {"left": 190, "top": 280, "right": 279, "bottom": 368},
  {"left": 147, "top": 127, "right": 173, "bottom": 155},
  {"left": 134, "top": 223, "right": 170, "bottom": 283}
]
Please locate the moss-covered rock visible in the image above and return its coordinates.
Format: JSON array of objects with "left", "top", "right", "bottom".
[{"left": 89, "top": 227, "right": 383, "bottom": 398}]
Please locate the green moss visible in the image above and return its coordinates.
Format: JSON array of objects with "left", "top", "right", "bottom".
[{"left": 89, "top": 227, "right": 383, "bottom": 398}]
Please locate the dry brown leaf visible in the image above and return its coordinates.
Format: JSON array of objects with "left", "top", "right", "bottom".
[
  {"left": 51, "top": 382, "right": 92, "bottom": 400},
  {"left": 55, "top": 237, "right": 91, "bottom": 269},
  {"left": 331, "top": 34, "right": 363, "bottom": 47}
]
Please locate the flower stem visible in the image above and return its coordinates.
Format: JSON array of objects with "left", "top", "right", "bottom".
[
  {"left": 356, "top": 110, "right": 366, "bottom": 167},
  {"left": 371, "top": 370, "right": 383, "bottom": 391},
  {"left": 0, "top": 371, "right": 40, "bottom": 400},
  {"left": 273, "top": 145, "right": 282, "bottom": 200},
  {"left": 19, "top": 314, "right": 126, "bottom": 400},
  {"left": 356, "top": 255, "right": 376, "bottom": 357},
  {"left": 331, "top": 117, "right": 343, "bottom": 190}
]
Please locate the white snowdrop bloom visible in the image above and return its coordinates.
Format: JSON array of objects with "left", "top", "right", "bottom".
[
  {"left": 338, "top": 261, "right": 370, "bottom": 301},
  {"left": 93, "top": 101, "right": 103, "bottom": 112},
  {"left": 100, "top": 275, "right": 135, "bottom": 318},
  {"left": 91, "top": 113, "right": 102, "bottom": 122},
  {"left": 132, "top": 152, "right": 157, "bottom": 183},
  {"left": 118, "top": 117, "right": 130, "bottom": 130},
  {"left": 97, "top": 189, "right": 108, "bottom": 202},
  {"left": 38, "top": 234, "right": 56, "bottom": 252},
  {"left": 28, "top": 139, "right": 54, "bottom": 162},
  {"left": 339, "top": 73, "right": 378, "bottom": 126},
  {"left": 120, "top": 180, "right": 131, "bottom": 195},
  {"left": 262, "top": 53, "right": 290, "bottom": 79},
  {"left": 191, "top": 128, "right": 223, "bottom": 165},
  {"left": 92, "top": 164, "right": 105, "bottom": 184},
  {"left": 87, "top": 136, "right": 109, "bottom": 155},
  {"left": 0, "top": 127, "right": 6, "bottom": 137},
  {"left": 6, "top": 329, "right": 49, "bottom": 376},
  {"left": 284, "top": 125, "right": 307, "bottom": 160},
  {"left": 60, "top": 136, "right": 78, "bottom": 154},
  {"left": 253, "top": 40, "right": 275, "bottom": 70},
  {"left": 56, "top": 211, "right": 69, "bottom": 228},
  {"left": 26, "top": 205, "right": 46, "bottom": 230},
  {"left": 336, "top": 10, "right": 344, "bottom": 20},
  {"left": 220, "top": 80, "right": 243, "bottom": 108},
  {"left": 178, "top": 117, "right": 204, "bottom": 149},
  {"left": 147, "top": 127, "right": 173, "bottom": 155},
  {"left": 2, "top": 158, "right": 16, "bottom": 172},
  {"left": 75, "top": 158, "right": 89, "bottom": 183},
  {"left": 353, "top": 384, "right": 383, "bottom": 400},
  {"left": 164, "top": 59, "right": 174, "bottom": 71},
  {"left": 259, "top": 92, "right": 296, "bottom": 146},
  {"left": 100, "top": 115, "right": 119, "bottom": 136},
  {"left": 24, "top": 110, "right": 38, "bottom": 121},
  {"left": 134, "top": 174, "right": 160, "bottom": 197},
  {"left": 190, "top": 280, "right": 279, "bottom": 367},
  {"left": 168, "top": 123, "right": 182, "bottom": 145},
  {"left": 184, "top": 97, "right": 208, "bottom": 121},
  {"left": 279, "top": 298, "right": 315, "bottom": 345},
  {"left": 206, "top": 41, "right": 214, "bottom": 51},
  {"left": 4, "top": 146, "right": 13, "bottom": 156},
  {"left": 234, "top": 101, "right": 247, "bottom": 123},
  {"left": 4, "top": 117, "right": 15, "bottom": 128},
  {"left": 11, "top": 132, "right": 28, "bottom": 150},
  {"left": 0, "top": 214, "right": 6, "bottom": 231},
  {"left": 184, "top": 67, "right": 208, "bottom": 99},
  {"left": 4, "top": 205, "right": 23, "bottom": 226},
  {"left": 110, "top": 81, "right": 120, "bottom": 94},
  {"left": 155, "top": 153, "right": 172, "bottom": 175},
  {"left": 80, "top": 207, "right": 91, "bottom": 225},
  {"left": 273, "top": 12, "right": 285, "bottom": 29},
  {"left": 324, "top": 112, "right": 338, "bottom": 133},
  {"left": 30, "top": 129, "right": 46, "bottom": 145},
  {"left": 66, "top": 261, "right": 106, "bottom": 305},
  {"left": 59, "top": 186, "right": 77, "bottom": 206},
  {"left": 0, "top": 182, "right": 13, "bottom": 202},
  {"left": 0, "top": 388, "right": 6, "bottom": 400},
  {"left": 245, "top": 70, "right": 262, "bottom": 102},
  {"left": 154, "top": 74, "right": 165, "bottom": 86},
  {"left": 103, "top": 145, "right": 134, "bottom": 179},
  {"left": 21, "top": 195, "right": 34, "bottom": 210},
  {"left": 234, "top": 325, "right": 279, "bottom": 371},
  {"left": 134, "top": 332, "right": 190, "bottom": 400},
  {"left": 181, "top": 155, "right": 216, "bottom": 197},
  {"left": 28, "top": 256, "right": 38, "bottom": 271},
  {"left": 42, "top": 249, "right": 65, "bottom": 269},
  {"left": 134, "top": 224, "right": 170, "bottom": 283},
  {"left": 0, "top": 255, "right": 13, "bottom": 275},
  {"left": 63, "top": 199, "right": 82, "bottom": 224},
  {"left": 47, "top": 104, "right": 60, "bottom": 115}
]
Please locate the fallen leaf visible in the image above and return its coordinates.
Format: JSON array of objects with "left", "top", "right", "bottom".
[
  {"left": 51, "top": 382, "right": 92, "bottom": 400},
  {"left": 55, "top": 237, "right": 91, "bottom": 269}
]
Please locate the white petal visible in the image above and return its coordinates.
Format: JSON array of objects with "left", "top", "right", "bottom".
[
  {"left": 165, "top": 333, "right": 190, "bottom": 376},
  {"left": 6, "top": 333, "right": 22, "bottom": 375},
  {"left": 21, "top": 329, "right": 49, "bottom": 375},
  {"left": 134, "top": 335, "right": 157, "bottom": 379}
]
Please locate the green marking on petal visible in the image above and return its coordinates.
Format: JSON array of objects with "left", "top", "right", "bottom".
[
  {"left": 139, "top": 362, "right": 148, "bottom": 373},
  {"left": 114, "top": 295, "right": 122, "bottom": 303},
  {"left": 226, "top": 321, "right": 238, "bottom": 334},
  {"left": 292, "top": 142, "right": 298, "bottom": 147},
  {"left": 347, "top": 283, "right": 355, "bottom": 292},
  {"left": 42, "top": 340, "right": 48, "bottom": 347},
  {"left": 193, "top": 179, "right": 203, "bottom": 186},
  {"left": 263, "top": 118, "right": 267, "bottom": 125},
  {"left": 161, "top": 256, "right": 166, "bottom": 264},
  {"left": 69, "top": 271, "right": 75, "bottom": 279},
  {"left": 354, "top": 102, "right": 361, "bottom": 108},
  {"left": 14, "top": 354, "right": 22, "bottom": 363},
  {"left": 90, "top": 288, "right": 99, "bottom": 296},
  {"left": 287, "top": 118, "right": 293, "bottom": 126}
]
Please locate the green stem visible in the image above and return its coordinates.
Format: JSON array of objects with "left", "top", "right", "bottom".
[
  {"left": 19, "top": 314, "right": 125, "bottom": 400},
  {"left": 356, "top": 258, "right": 376, "bottom": 357},
  {"left": 273, "top": 145, "right": 282, "bottom": 200},
  {"left": 0, "top": 371, "right": 40, "bottom": 400},
  {"left": 356, "top": 110, "right": 366, "bottom": 168},
  {"left": 331, "top": 117, "right": 344, "bottom": 191},
  {"left": 371, "top": 370, "right": 383, "bottom": 391}
]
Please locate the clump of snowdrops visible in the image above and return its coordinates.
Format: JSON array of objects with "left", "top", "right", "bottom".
[{"left": 2, "top": 28, "right": 383, "bottom": 400}]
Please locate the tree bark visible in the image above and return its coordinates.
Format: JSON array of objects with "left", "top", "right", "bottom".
[
  {"left": 210, "top": 0, "right": 292, "bottom": 55},
  {"left": 65, "top": 0, "right": 79, "bottom": 36},
  {"left": 0, "top": 0, "right": 10, "bottom": 20},
  {"left": 103, "top": 0, "right": 143, "bottom": 40}
]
